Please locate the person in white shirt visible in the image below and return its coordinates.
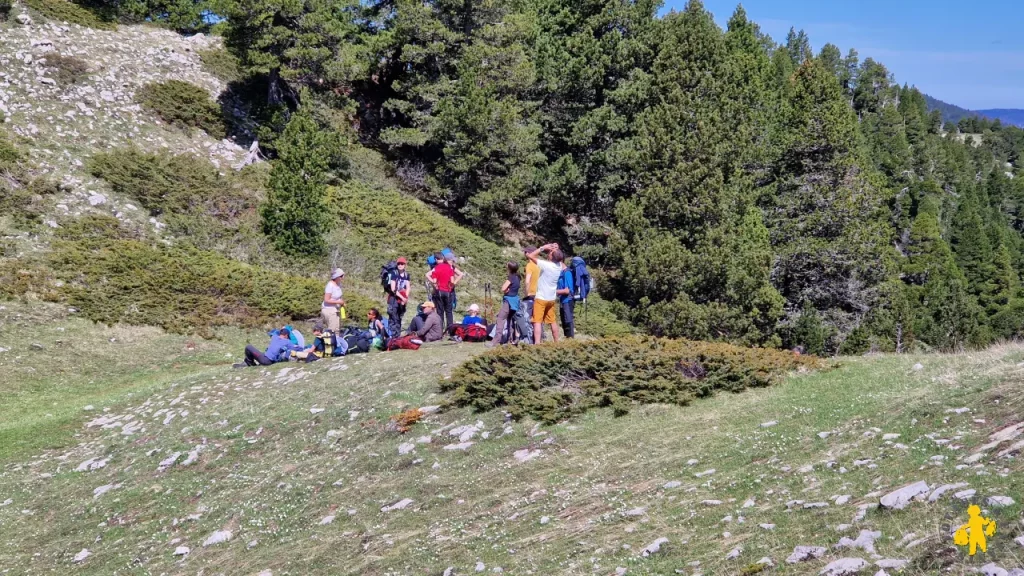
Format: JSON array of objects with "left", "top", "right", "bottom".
[
  {"left": 525, "top": 243, "right": 564, "bottom": 343},
  {"left": 321, "top": 268, "right": 345, "bottom": 331}
]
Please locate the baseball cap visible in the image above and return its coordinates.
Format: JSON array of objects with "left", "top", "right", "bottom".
[
  {"left": 397, "top": 257, "right": 407, "bottom": 265},
  {"left": 468, "top": 304, "right": 480, "bottom": 313},
  {"left": 331, "top": 268, "right": 344, "bottom": 279}
]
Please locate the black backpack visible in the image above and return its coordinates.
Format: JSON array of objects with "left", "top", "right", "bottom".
[{"left": 380, "top": 261, "right": 399, "bottom": 295}]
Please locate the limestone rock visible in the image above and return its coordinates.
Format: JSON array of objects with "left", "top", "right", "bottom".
[
  {"left": 879, "top": 481, "right": 929, "bottom": 510},
  {"left": 381, "top": 498, "right": 414, "bottom": 512},
  {"left": 73, "top": 549, "right": 91, "bottom": 562},
  {"left": 786, "top": 546, "right": 827, "bottom": 564},
  {"left": 928, "top": 483, "right": 969, "bottom": 503},
  {"left": 641, "top": 537, "right": 669, "bottom": 557},
  {"left": 202, "top": 530, "right": 232, "bottom": 546},
  {"left": 987, "top": 495, "right": 1015, "bottom": 507},
  {"left": 820, "top": 557, "right": 868, "bottom": 575}
]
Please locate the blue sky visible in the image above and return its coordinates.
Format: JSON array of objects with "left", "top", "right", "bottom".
[{"left": 661, "top": 0, "right": 1024, "bottom": 110}]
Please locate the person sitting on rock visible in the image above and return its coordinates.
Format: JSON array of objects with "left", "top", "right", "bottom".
[{"left": 237, "top": 329, "right": 302, "bottom": 368}]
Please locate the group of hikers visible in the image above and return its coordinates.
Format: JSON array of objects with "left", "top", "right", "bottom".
[{"left": 238, "top": 243, "right": 590, "bottom": 367}]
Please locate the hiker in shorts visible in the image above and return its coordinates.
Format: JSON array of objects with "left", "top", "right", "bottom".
[
  {"left": 522, "top": 246, "right": 539, "bottom": 341},
  {"left": 489, "top": 261, "right": 521, "bottom": 347},
  {"left": 321, "top": 268, "right": 345, "bottom": 332},
  {"left": 386, "top": 257, "right": 411, "bottom": 338},
  {"left": 427, "top": 251, "right": 463, "bottom": 333},
  {"left": 526, "top": 243, "right": 564, "bottom": 343}
]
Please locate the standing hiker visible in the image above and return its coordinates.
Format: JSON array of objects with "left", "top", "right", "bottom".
[
  {"left": 526, "top": 243, "right": 564, "bottom": 343},
  {"left": 522, "top": 246, "right": 539, "bottom": 343},
  {"left": 386, "top": 257, "right": 411, "bottom": 338},
  {"left": 557, "top": 258, "right": 575, "bottom": 338},
  {"left": 321, "top": 268, "right": 346, "bottom": 332},
  {"left": 489, "top": 261, "right": 521, "bottom": 347},
  {"left": 427, "top": 251, "right": 463, "bottom": 332}
]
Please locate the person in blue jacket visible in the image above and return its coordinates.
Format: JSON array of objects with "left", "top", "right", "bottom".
[
  {"left": 557, "top": 260, "right": 575, "bottom": 339},
  {"left": 238, "top": 329, "right": 303, "bottom": 367}
]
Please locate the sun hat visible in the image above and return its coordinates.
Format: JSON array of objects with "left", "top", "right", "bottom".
[{"left": 331, "top": 268, "right": 344, "bottom": 279}]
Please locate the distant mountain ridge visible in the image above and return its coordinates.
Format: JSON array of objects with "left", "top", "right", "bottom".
[
  {"left": 924, "top": 94, "right": 1024, "bottom": 127},
  {"left": 976, "top": 109, "right": 1024, "bottom": 128}
]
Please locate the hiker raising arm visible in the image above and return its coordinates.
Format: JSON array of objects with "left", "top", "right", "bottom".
[{"left": 527, "top": 243, "right": 558, "bottom": 263}]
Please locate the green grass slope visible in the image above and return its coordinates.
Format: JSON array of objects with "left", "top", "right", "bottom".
[{"left": 2, "top": 310, "right": 1024, "bottom": 574}]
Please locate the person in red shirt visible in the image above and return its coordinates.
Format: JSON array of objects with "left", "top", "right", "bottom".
[{"left": 427, "top": 252, "right": 464, "bottom": 332}]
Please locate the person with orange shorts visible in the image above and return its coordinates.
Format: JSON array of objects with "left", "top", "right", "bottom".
[{"left": 525, "top": 243, "right": 564, "bottom": 344}]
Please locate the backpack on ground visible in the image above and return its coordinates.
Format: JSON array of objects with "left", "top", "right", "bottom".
[
  {"left": 453, "top": 324, "right": 488, "bottom": 342},
  {"left": 570, "top": 256, "right": 592, "bottom": 301},
  {"left": 380, "top": 260, "right": 399, "bottom": 295}
]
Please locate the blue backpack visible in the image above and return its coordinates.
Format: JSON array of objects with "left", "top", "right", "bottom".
[{"left": 570, "top": 257, "right": 591, "bottom": 301}]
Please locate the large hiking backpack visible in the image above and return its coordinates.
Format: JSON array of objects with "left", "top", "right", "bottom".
[
  {"left": 570, "top": 256, "right": 592, "bottom": 301},
  {"left": 453, "top": 324, "right": 488, "bottom": 342},
  {"left": 380, "top": 261, "right": 399, "bottom": 295}
]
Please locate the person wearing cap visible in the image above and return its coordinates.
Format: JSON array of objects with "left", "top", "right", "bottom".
[
  {"left": 426, "top": 251, "right": 464, "bottom": 333},
  {"left": 415, "top": 301, "right": 444, "bottom": 342},
  {"left": 387, "top": 257, "right": 411, "bottom": 338},
  {"left": 461, "top": 303, "right": 486, "bottom": 328},
  {"left": 522, "top": 246, "right": 539, "bottom": 342},
  {"left": 321, "top": 268, "right": 346, "bottom": 332}
]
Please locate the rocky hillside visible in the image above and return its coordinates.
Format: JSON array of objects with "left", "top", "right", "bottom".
[{"left": 1, "top": 8, "right": 245, "bottom": 230}]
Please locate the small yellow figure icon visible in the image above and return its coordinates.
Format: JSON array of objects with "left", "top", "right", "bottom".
[{"left": 953, "top": 504, "right": 997, "bottom": 555}]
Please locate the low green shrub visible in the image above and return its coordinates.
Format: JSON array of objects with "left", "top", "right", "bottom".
[
  {"left": 136, "top": 80, "right": 226, "bottom": 138},
  {"left": 22, "top": 0, "right": 115, "bottom": 29},
  {"left": 442, "top": 336, "right": 824, "bottom": 423},
  {"left": 198, "top": 48, "right": 241, "bottom": 83},
  {"left": 0, "top": 130, "right": 20, "bottom": 168},
  {"left": 0, "top": 129, "right": 60, "bottom": 230},
  {"left": 44, "top": 215, "right": 375, "bottom": 336},
  {"left": 333, "top": 180, "right": 507, "bottom": 282},
  {"left": 41, "top": 53, "right": 90, "bottom": 85}
]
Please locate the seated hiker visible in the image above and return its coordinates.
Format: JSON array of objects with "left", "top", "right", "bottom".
[
  {"left": 367, "top": 308, "right": 390, "bottom": 350},
  {"left": 309, "top": 323, "right": 348, "bottom": 358},
  {"left": 407, "top": 303, "right": 428, "bottom": 335},
  {"left": 416, "top": 301, "right": 444, "bottom": 342},
  {"left": 451, "top": 303, "right": 488, "bottom": 342},
  {"left": 237, "top": 329, "right": 302, "bottom": 368},
  {"left": 462, "top": 304, "right": 486, "bottom": 327}
]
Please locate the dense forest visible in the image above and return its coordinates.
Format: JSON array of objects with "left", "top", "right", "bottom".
[{"left": 64, "top": 0, "right": 1024, "bottom": 354}]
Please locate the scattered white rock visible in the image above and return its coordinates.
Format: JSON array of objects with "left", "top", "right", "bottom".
[
  {"left": 173, "top": 546, "right": 190, "bottom": 556},
  {"left": 818, "top": 431, "right": 831, "bottom": 439},
  {"left": 881, "top": 433, "right": 900, "bottom": 440},
  {"left": 694, "top": 469, "right": 715, "bottom": 478},
  {"left": 701, "top": 500, "right": 723, "bottom": 507},
  {"left": 641, "top": 537, "right": 669, "bottom": 557},
  {"left": 73, "top": 549, "right": 91, "bottom": 563},
  {"left": 874, "top": 559, "right": 907, "bottom": 570},
  {"left": 726, "top": 546, "right": 742, "bottom": 560},
  {"left": 760, "top": 421, "right": 778, "bottom": 428},
  {"left": 475, "top": 562, "right": 485, "bottom": 572},
  {"left": 835, "top": 495, "right": 850, "bottom": 505},
  {"left": 928, "top": 483, "right": 969, "bottom": 503},
  {"left": 624, "top": 507, "right": 648, "bottom": 516},
  {"left": 837, "top": 530, "right": 881, "bottom": 554},
  {"left": 987, "top": 495, "right": 1014, "bottom": 507},
  {"left": 954, "top": 489, "right": 977, "bottom": 500},
  {"left": 381, "top": 498, "right": 414, "bottom": 512},
  {"left": 319, "top": 515, "right": 335, "bottom": 525},
  {"left": 310, "top": 407, "right": 325, "bottom": 414},
  {"left": 981, "top": 564, "right": 1009, "bottom": 576},
  {"left": 444, "top": 442, "right": 474, "bottom": 451},
  {"left": 202, "top": 530, "right": 233, "bottom": 547},
  {"left": 760, "top": 523, "right": 776, "bottom": 531},
  {"left": 786, "top": 546, "right": 827, "bottom": 564},
  {"left": 92, "top": 484, "right": 120, "bottom": 500},
  {"left": 663, "top": 481, "right": 682, "bottom": 489},
  {"left": 514, "top": 449, "right": 541, "bottom": 463},
  {"left": 912, "top": 363, "right": 923, "bottom": 371},
  {"left": 879, "top": 481, "right": 929, "bottom": 510},
  {"left": 74, "top": 457, "right": 110, "bottom": 472},
  {"left": 540, "top": 516, "right": 550, "bottom": 525},
  {"left": 820, "top": 557, "right": 868, "bottom": 575},
  {"left": 398, "top": 443, "right": 415, "bottom": 455},
  {"left": 743, "top": 498, "right": 755, "bottom": 508}
]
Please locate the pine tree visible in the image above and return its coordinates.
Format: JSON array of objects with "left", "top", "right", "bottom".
[
  {"left": 950, "top": 199, "right": 997, "bottom": 308},
  {"left": 260, "top": 112, "right": 341, "bottom": 256},
  {"left": 784, "top": 27, "right": 811, "bottom": 66}
]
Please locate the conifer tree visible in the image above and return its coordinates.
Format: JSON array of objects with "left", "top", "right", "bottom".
[
  {"left": 951, "top": 199, "right": 997, "bottom": 308},
  {"left": 260, "top": 111, "right": 340, "bottom": 256}
]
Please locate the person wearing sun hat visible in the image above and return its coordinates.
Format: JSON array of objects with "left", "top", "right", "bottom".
[
  {"left": 321, "top": 268, "right": 346, "bottom": 332},
  {"left": 415, "top": 300, "right": 443, "bottom": 342}
]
